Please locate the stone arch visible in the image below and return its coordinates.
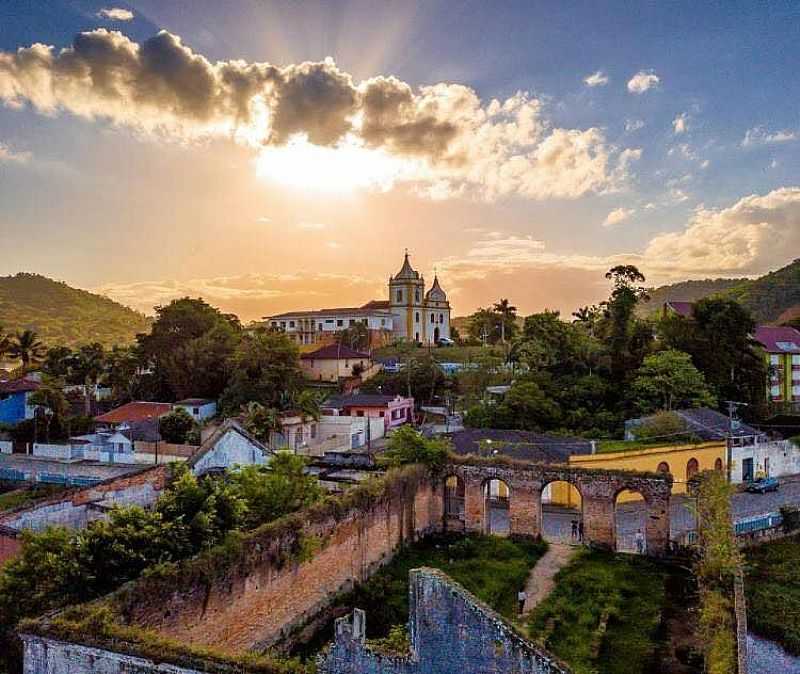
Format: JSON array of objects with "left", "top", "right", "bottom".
[
  {"left": 540, "top": 479, "right": 583, "bottom": 543},
  {"left": 686, "top": 458, "right": 699, "bottom": 481},
  {"left": 483, "top": 477, "right": 511, "bottom": 536},
  {"left": 614, "top": 488, "right": 649, "bottom": 554},
  {"left": 657, "top": 461, "right": 670, "bottom": 474},
  {"left": 443, "top": 474, "right": 465, "bottom": 531}
]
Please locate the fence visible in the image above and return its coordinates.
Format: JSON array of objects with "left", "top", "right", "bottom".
[
  {"left": 0, "top": 466, "right": 101, "bottom": 488},
  {"left": 674, "top": 510, "right": 785, "bottom": 548}
]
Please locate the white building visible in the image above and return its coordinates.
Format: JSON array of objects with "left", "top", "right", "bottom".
[
  {"left": 174, "top": 398, "right": 217, "bottom": 422},
  {"left": 264, "top": 252, "right": 451, "bottom": 346}
]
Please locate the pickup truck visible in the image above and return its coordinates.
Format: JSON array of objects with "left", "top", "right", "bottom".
[{"left": 746, "top": 477, "right": 779, "bottom": 494}]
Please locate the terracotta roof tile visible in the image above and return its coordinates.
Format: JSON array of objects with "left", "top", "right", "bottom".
[{"left": 95, "top": 401, "right": 173, "bottom": 424}]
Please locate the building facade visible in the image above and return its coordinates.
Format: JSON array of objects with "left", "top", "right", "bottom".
[
  {"left": 265, "top": 252, "right": 451, "bottom": 346},
  {"left": 755, "top": 326, "right": 800, "bottom": 409}
]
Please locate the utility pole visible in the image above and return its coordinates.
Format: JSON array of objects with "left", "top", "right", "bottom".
[{"left": 724, "top": 400, "right": 748, "bottom": 483}]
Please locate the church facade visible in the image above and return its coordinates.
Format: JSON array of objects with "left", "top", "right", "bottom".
[{"left": 265, "top": 252, "right": 451, "bottom": 346}]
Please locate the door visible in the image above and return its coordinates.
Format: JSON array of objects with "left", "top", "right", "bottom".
[{"left": 743, "top": 457, "right": 754, "bottom": 483}]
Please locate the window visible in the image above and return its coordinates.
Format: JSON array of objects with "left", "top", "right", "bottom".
[
  {"left": 381, "top": 319, "right": 386, "bottom": 326},
  {"left": 714, "top": 458, "right": 723, "bottom": 471},
  {"left": 357, "top": 410, "right": 364, "bottom": 417},
  {"left": 193, "top": 407, "right": 199, "bottom": 415},
  {"left": 318, "top": 323, "right": 323, "bottom": 331},
  {"left": 415, "top": 312, "right": 420, "bottom": 323},
  {"left": 337, "top": 319, "right": 344, "bottom": 327},
  {"left": 770, "top": 354, "right": 781, "bottom": 365},
  {"left": 362, "top": 318, "right": 368, "bottom": 324},
  {"left": 349, "top": 319, "right": 356, "bottom": 326},
  {"left": 311, "top": 424, "right": 317, "bottom": 439},
  {"left": 415, "top": 289, "right": 420, "bottom": 303},
  {"left": 280, "top": 321, "right": 286, "bottom": 328},
  {"left": 657, "top": 462, "right": 670, "bottom": 473},
  {"left": 439, "top": 313, "right": 444, "bottom": 323},
  {"left": 396, "top": 290, "right": 403, "bottom": 302},
  {"left": 686, "top": 458, "right": 699, "bottom": 481},
  {"left": 325, "top": 319, "right": 334, "bottom": 324},
  {"left": 379, "top": 411, "right": 385, "bottom": 417},
  {"left": 289, "top": 320, "right": 295, "bottom": 328},
  {"left": 431, "top": 313, "right": 435, "bottom": 323},
  {"left": 271, "top": 321, "right": 277, "bottom": 327}
]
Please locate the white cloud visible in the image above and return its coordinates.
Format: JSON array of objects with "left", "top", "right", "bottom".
[
  {"left": 256, "top": 216, "right": 272, "bottom": 223},
  {"left": 770, "top": 159, "right": 779, "bottom": 169},
  {"left": 627, "top": 70, "right": 660, "bottom": 94},
  {"left": 602, "top": 207, "right": 635, "bottom": 227},
  {"left": 584, "top": 71, "right": 609, "bottom": 87},
  {"left": 700, "top": 159, "right": 710, "bottom": 169},
  {"left": 625, "top": 119, "right": 644, "bottom": 133},
  {"left": 97, "top": 7, "right": 134, "bottom": 21},
  {"left": 741, "top": 126, "right": 798, "bottom": 148},
  {"left": 0, "top": 141, "right": 31, "bottom": 163},
  {"left": 0, "top": 29, "right": 641, "bottom": 202},
  {"left": 672, "top": 113, "right": 688, "bottom": 134}
]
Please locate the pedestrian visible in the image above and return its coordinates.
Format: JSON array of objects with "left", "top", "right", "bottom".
[
  {"left": 518, "top": 589, "right": 527, "bottom": 615},
  {"left": 570, "top": 519, "right": 578, "bottom": 540},
  {"left": 635, "top": 529, "right": 645, "bottom": 554},
  {"left": 578, "top": 520, "right": 584, "bottom": 542}
]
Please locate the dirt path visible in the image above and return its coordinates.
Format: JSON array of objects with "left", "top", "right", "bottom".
[{"left": 522, "top": 543, "right": 579, "bottom": 614}]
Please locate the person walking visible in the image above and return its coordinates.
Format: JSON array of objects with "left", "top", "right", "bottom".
[
  {"left": 635, "top": 529, "right": 645, "bottom": 554},
  {"left": 518, "top": 589, "right": 527, "bottom": 615},
  {"left": 578, "top": 520, "right": 584, "bottom": 542},
  {"left": 570, "top": 519, "right": 578, "bottom": 540}
]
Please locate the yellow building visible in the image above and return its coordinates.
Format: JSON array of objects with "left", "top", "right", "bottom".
[
  {"left": 548, "top": 440, "right": 727, "bottom": 506},
  {"left": 299, "top": 344, "right": 380, "bottom": 383}
]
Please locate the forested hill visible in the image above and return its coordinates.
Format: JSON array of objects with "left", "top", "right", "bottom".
[
  {"left": 0, "top": 273, "right": 151, "bottom": 348},
  {"left": 639, "top": 259, "right": 800, "bottom": 323}
]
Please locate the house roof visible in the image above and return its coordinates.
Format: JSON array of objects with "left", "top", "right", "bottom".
[
  {"left": 425, "top": 275, "right": 447, "bottom": 302},
  {"left": 754, "top": 325, "right": 800, "bottom": 354},
  {"left": 175, "top": 398, "right": 215, "bottom": 406},
  {"left": 361, "top": 300, "right": 391, "bottom": 310},
  {"left": 0, "top": 378, "right": 40, "bottom": 394},
  {"left": 323, "top": 394, "right": 408, "bottom": 408},
  {"left": 449, "top": 429, "right": 593, "bottom": 463},
  {"left": 391, "top": 251, "right": 421, "bottom": 281},
  {"left": 95, "top": 401, "right": 172, "bottom": 424},
  {"left": 627, "top": 407, "right": 764, "bottom": 441},
  {"left": 266, "top": 306, "right": 394, "bottom": 320},
  {"left": 301, "top": 344, "right": 371, "bottom": 360},
  {"left": 186, "top": 418, "right": 270, "bottom": 470},
  {"left": 664, "top": 301, "right": 695, "bottom": 318}
]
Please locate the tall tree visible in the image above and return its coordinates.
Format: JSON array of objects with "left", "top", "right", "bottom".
[
  {"left": 9, "top": 329, "right": 46, "bottom": 367},
  {"left": 242, "top": 401, "right": 282, "bottom": 446},
  {"left": 492, "top": 299, "right": 518, "bottom": 343},
  {"left": 630, "top": 349, "right": 716, "bottom": 414}
]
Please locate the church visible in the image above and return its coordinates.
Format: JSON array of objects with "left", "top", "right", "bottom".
[{"left": 265, "top": 252, "right": 451, "bottom": 346}]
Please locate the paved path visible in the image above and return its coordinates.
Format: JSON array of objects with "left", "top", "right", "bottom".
[{"left": 522, "top": 542, "right": 578, "bottom": 614}]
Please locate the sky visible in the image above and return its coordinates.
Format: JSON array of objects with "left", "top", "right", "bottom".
[{"left": 0, "top": 0, "right": 799, "bottom": 321}]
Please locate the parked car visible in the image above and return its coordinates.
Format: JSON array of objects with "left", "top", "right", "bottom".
[
  {"left": 437, "top": 337, "right": 455, "bottom": 346},
  {"left": 746, "top": 477, "right": 779, "bottom": 494}
]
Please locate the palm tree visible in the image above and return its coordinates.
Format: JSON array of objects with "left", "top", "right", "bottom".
[
  {"left": 294, "top": 389, "right": 323, "bottom": 422},
  {"left": 9, "top": 329, "right": 46, "bottom": 367},
  {"left": 242, "top": 401, "right": 282, "bottom": 447},
  {"left": 493, "top": 299, "right": 518, "bottom": 344},
  {"left": 0, "top": 329, "right": 11, "bottom": 364}
]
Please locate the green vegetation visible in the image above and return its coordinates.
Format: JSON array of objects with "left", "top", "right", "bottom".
[
  {"left": 295, "top": 534, "right": 546, "bottom": 658},
  {"left": 694, "top": 470, "right": 741, "bottom": 674},
  {"left": 379, "top": 425, "right": 451, "bottom": 471},
  {"left": 0, "top": 273, "right": 150, "bottom": 348},
  {"left": 745, "top": 535, "right": 800, "bottom": 655},
  {"left": 527, "top": 550, "right": 672, "bottom": 674},
  {"left": 0, "top": 457, "right": 322, "bottom": 672}
]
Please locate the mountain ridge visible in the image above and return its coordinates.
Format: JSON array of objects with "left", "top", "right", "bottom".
[{"left": 0, "top": 272, "right": 151, "bottom": 348}]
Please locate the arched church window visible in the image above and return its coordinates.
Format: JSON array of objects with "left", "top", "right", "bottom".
[
  {"left": 396, "top": 290, "right": 402, "bottom": 303},
  {"left": 415, "top": 312, "right": 420, "bottom": 323},
  {"left": 431, "top": 313, "right": 435, "bottom": 323},
  {"left": 439, "top": 313, "right": 444, "bottom": 323},
  {"left": 415, "top": 289, "right": 420, "bottom": 303}
]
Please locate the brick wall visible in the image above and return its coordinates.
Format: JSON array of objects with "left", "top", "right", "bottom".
[
  {"left": 319, "top": 568, "right": 571, "bottom": 674},
  {"left": 116, "top": 470, "right": 443, "bottom": 655}
]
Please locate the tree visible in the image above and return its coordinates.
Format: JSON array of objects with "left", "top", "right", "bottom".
[
  {"left": 242, "top": 401, "right": 282, "bottom": 446},
  {"left": 220, "top": 330, "right": 302, "bottom": 413},
  {"left": 42, "top": 346, "right": 73, "bottom": 379},
  {"left": 630, "top": 349, "right": 716, "bottom": 414},
  {"left": 0, "top": 329, "right": 10, "bottom": 363},
  {"left": 338, "top": 322, "right": 369, "bottom": 351},
  {"left": 28, "top": 385, "right": 69, "bottom": 442},
  {"left": 293, "top": 389, "right": 323, "bottom": 422},
  {"left": 467, "top": 307, "right": 501, "bottom": 345},
  {"left": 493, "top": 299, "right": 518, "bottom": 343},
  {"left": 8, "top": 329, "right": 46, "bottom": 367},
  {"left": 601, "top": 266, "right": 652, "bottom": 381},
  {"left": 380, "top": 425, "right": 450, "bottom": 471},
  {"left": 158, "top": 408, "right": 197, "bottom": 444}
]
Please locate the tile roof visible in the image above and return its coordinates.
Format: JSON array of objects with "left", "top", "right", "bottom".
[
  {"left": 627, "top": 407, "right": 764, "bottom": 441},
  {"left": 0, "top": 378, "right": 40, "bottom": 394},
  {"left": 665, "top": 301, "right": 695, "bottom": 317},
  {"left": 266, "top": 306, "right": 394, "bottom": 320},
  {"left": 323, "top": 394, "right": 407, "bottom": 408},
  {"left": 301, "top": 344, "right": 371, "bottom": 360},
  {"left": 186, "top": 419, "right": 270, "bottom": 470},
  {"left": 175, "top": 398, "right": 215, "bottom": 406},
  {"left": 95, "top": 401, "right": 172, "bottom": 424},
  {"left": 754, "top": 325, "right": 800, "bottom": 354}
]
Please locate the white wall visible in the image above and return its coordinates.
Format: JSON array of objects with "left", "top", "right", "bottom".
[
  {"left": 731, "top": 440, "right": 800, "bottom": 483},
  {"left": 191, "top": 430, "right": 270, "bottom": 475}
]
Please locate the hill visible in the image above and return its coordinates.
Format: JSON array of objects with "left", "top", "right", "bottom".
[
  {"left": 639, "top": 259, "right": 800, "bottom": 323},
  {"left": 0, "top": 273, "right": 151, "bottom": 348}
]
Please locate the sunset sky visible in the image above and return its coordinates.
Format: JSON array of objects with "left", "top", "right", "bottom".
[{"left": 1, "top": 0, "right": 799, "bottom": 321}]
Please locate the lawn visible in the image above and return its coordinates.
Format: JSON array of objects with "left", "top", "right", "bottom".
[
  {"left": 745, "top": 534, "right": 800, "bottom": 654},
  {"left": 373, "top": 344, "right": 506, "bottom": 364},
  {"left": 293, "top": 533, "right": 546, "bottom": 658},
  {"left": 527, "top": 550, "right": 679, "bottom": 674},
  {"left": 596, "top": 439, "right": 694, "bottom": 454}
]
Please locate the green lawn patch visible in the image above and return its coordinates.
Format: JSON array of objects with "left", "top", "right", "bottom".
[
  {"left": 745, "top": 534, "right": 800, "bottom": 655},
  {"left": 527, "top": 549, "right": 671, "bottom": 674},
  {"left": 294, "top": 533, "right": 546, "bottom": 658},
  {"left": 596, "top": 439, "right": 693, "bottom": 454}
]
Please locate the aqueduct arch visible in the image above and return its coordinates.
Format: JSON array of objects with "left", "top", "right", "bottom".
[{"left": 445, "top": 460, "right": 672, "bottom": 556}]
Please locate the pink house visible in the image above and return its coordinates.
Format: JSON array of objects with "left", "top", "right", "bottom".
[{"left": 321, "top": 394, "right": 414, "bottom": 430}]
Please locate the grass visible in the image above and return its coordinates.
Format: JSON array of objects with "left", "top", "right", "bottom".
[
  {"left": 293, "top": 533, "right": 546, "bottom": 658},
  {"left": 527, "top": 549, "right": 672, "bottom": 674},
  {"left": 745, "top": 534, "right": 800, "bottom": 655},
  {"left": 595, "top": 439, "right": 703, "bottom": 454},
  {"left": 373, "top": 344, "right": 506, "bottom": 364},
  {"left": 0, "top": 484, "right": 67, "bottom": 511}
]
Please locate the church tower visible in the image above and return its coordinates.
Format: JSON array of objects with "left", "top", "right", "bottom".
[
  {"left": 389, "top": 251, "right": 426, "bottom": 342},
  {"left": 424, "top": 273, "right": 451, "bottom": 343}
]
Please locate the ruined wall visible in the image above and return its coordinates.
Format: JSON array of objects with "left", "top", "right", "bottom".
[
  {"left": 22, "top": 636, "right": 206, "bottom": 674},
  {"left": 116, "top": 469, "right": 442, "bottom": 656},
  {"left": 0, "top": 466, "right": 169, "bottom": 535},
  {"left": 319, "top": 568, "right": 571, "bottom": 674}
]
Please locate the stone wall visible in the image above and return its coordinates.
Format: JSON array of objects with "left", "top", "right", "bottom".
[
  {"left": 0, "top": 465, "right": 169, "bottom": 536},
  {"left": 112, "top": 469, "right": 442, "bottom": 656},
  {"left": 318, "top": 568, "right": 571, "bottom": 674}
]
